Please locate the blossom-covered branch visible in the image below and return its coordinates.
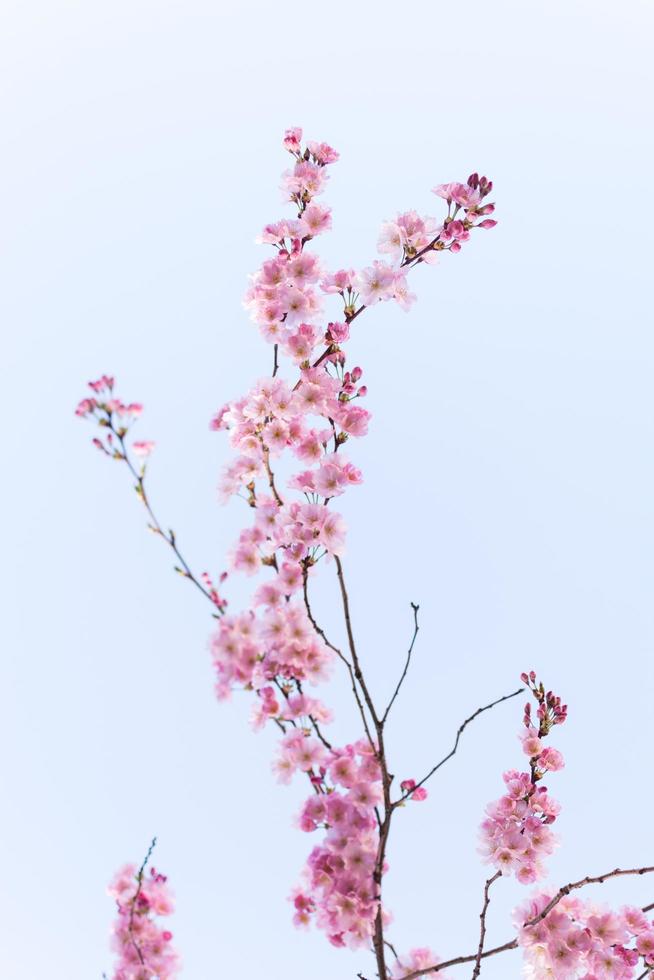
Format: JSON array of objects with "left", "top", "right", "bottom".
[
  {"left": 79, "top": 129, "right": 654, "bottom": 980},
  {"left": 106, "top": 838, "right": 180, "bottom": 979}
]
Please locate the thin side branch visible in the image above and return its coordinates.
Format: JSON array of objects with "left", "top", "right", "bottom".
[
  {"left": 398, "top": 687, "right": 524, "bottom": 803},
  {"left": 114, "top": 431, "right": 218, "bottom": 609},
  {"left": 382, "top": 603, "right": 420, "bottom": 724},
  {"left": 399, "top": 939, "right": 519, "bottom": 979},
  {"left": 471, "top": 871, "right": 502, "bottom": 979},
  {"left": 334, "top": 556, "right": 381, "bottom": 730},
  {"left": 302, "top": 567, "right": 376, "bottom": 755}
]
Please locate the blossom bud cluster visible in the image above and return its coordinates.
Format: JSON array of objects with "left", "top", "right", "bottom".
[
  {"left": 107, "top": 864, "right": 179, "bottom": 979},
  {"left": 75, "top": 375, "right": 154, "bottom": 461},
  {"left": 479, "top": 673, "right": 567, "bottom": 883},
  {"left": 515, "top": 893, "right": 654, "bottom": 978}
]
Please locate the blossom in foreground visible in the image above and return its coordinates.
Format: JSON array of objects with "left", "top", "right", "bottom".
[
  {"left": 516, "top": 892, "right": 652, "bottom": 978},
  {"left": 108, "top": 863, "right": 180, "bottom": 979}
]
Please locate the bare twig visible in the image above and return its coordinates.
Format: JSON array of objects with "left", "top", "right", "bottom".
[
  {"left": 302, "top": 566, "right": 376, "bottom": 753},
  {"left": 397, "top": 688, "right": 524, "bottom": 803},
  {"left": 471, "top": 871, "right": 502, "bottom": 979},
  {"left": 382, "top": 603, "right": 420, "bottom": 724},
  {"left": 334, "top": 557, "right": 381, "bottom": 729}
]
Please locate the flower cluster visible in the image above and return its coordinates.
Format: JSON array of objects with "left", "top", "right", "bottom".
[
  {"left": 107, "top": 863, "right": 179, "bottom": 980},
  {"left": 75, "top": 375, "right": 154, "bottom": 465},
  {"left": 291, "top": 739, "right": 384, "bottom": 950},
  {"left": 433, "top": 175, "right": 497, "bottom": 252},
  {"left": 210, "top": 600, "right": 333, "bottom": 701},
  {"left": 81, "top": 128, "right": 499, "bottom": 973},
  {"left": 479, "top": 673, "right": 567, "bottom": 883},
  {"left": 516, "top": 893, "right": 654, "bottom": 979}
]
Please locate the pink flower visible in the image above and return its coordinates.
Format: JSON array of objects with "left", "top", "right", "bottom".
[
  {"left": 538, "top": 747, "right": 565, "bottom": 771},
  {"left": 353, "top": 261, "right": 396, "bottom": 305},
  {"left": 283, "top": 127, "right": 303, "bottom": 153},
  {"left": 400, "top": 779, "right": 428, "bottom": 802},
  {"left": 132, "top": 440, "right": 155, "bottom": 458}
]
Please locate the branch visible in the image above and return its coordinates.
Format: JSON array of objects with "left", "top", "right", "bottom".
[
  {"left": 127, "top": 837, "right": 158, "bottom": 966},
  {"left": 471, "top": 871, "right": 502, "bottom": 979},
  {"left": 334, "top": 556, "right": 381, "bottom": 729},
  {"left": 398, "top": 940, "right": 519, "bottom": 979},
  {"left": 523, "top": 865, "right": 654, "bottom": 929},
  {"left": 397, "top": 687, "right": 524, "bottom": 803},
  {"left": 302, "top": 566, "right": 376, "bottom": 751},
  {"left": 398, "top": 864, "right": 654, "bottom": 980},
  {"left": 382, "top": 602, "right": 419, "bottom": 724},
  {"left": 113, "top": 429, "right": 219, "bottom": 610}
]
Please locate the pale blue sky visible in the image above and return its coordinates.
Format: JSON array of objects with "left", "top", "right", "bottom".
[{"left": 2, "top": 1, "right": 653, "bottom": 978}]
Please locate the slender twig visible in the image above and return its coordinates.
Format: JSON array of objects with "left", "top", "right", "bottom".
[
  {"left": 643, "top": 901, "right": 654, "bottom": 913},
  {"left": 272, "top": 343, "right": 279, "bottom": 377},
  {"left": 471, "top": 871, "right": 501, "bottom": 979},
  {"left": 302, "top": 566, "right": 375, "bottom": 749},
  {"left": 398, "top": 939, "right": 519, "bottom": 979},
  {"left": 382, "top": 602, "right": 420, "bottom": 724},
  {"left": 397, "top": 688, "right": 524, "bottom": 803},
  {"left": 113, "top": 429, "right": 218, "bottom": 608},
  {"left": 334, "top": 557, "right": 381, "bottom": 729}
]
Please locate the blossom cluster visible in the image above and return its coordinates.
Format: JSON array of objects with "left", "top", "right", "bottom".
[
  {"left": 75, "top": 375, "right": 154, "bottom": 461},
  {"left": 80, "top": 127, "right": 497, "bottom": 972},
  {"left": 107, "top": 863, "right": 180, "bottom": 980},
  {"left": 291, "top": 738, "right": 385, "bottom": 949},
  {"left": 210, "top": 600, "right": 333, "bottom": 700},
  {"left": 515, "top": 893, "right": 654, "bottom": 979},
  {"left": 479, "top": 673, "right": 567, "bottom": 883}
]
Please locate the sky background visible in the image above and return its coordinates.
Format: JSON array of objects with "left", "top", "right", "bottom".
[{"left": 2, "top": 1, "right": 653, "bottom": 977}]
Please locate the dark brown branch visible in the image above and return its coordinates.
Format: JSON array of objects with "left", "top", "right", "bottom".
[
  {"left": 382, "top": 603, "right": 419, "bottom": 724},
  {"left": 398, "top": 940, "right": 519, "bottom": 979},
  {"left": 301, "top": 566, "right": 376, "bottom": 751},
  {"left": 397, "top": 688, "right": 524, "bottom": 803},
  {"left": 334, "top": 556, "right": 381, "bottom": 729},
  {"left": 399, "top": 865, "right": 654, "bottom": 979},
  {"left": 471, "top": 871, "right": 502, "bottom": 979},
  {"left": 523, "top": 865, "right": 654, "bottom": 929}
]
